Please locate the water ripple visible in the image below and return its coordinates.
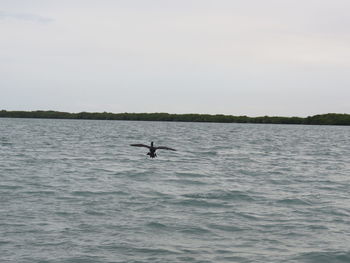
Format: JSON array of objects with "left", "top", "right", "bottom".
[{"left": 1, "top": 118, "right": 349, "bottom": 263}]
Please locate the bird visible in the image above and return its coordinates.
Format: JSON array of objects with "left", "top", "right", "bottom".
[{"left": 130, "top": 141, "right": 176, "bottom": 158}]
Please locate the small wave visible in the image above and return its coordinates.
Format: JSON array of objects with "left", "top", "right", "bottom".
[
  {"left": 214, "top": 255, "right": 249, "bottom": 262},
  {"left": 307, "top": 224, "right": 329, "bottom": 230},
  {"left": 22, "top": 190, "right": 56, "bottom": 195},
  {"left": 201, "top": 151, "right": 217, "bottom": 156},
  {"left": 277, "top": 198, "right": 313, "bottom": 206},
  {"left": 0, "top": 240, "right": 11, "bottom": 246},
  {"left": 55, "top": 211, "right": 76, "bottom": 216},
  {"left": 84, "top": 210, "right": 106, "bottom": 216},
  {"left": 121, "top": 170, "right": 151, "bottom": 178},
  {"left": 207, "top": 223, "right": 244, "bottom": 232},
  {"left": 183, "top": 190, "right": 255, "bottom": 201},
  {"left": 132, "top": 247, "right": 180, "bottom": 255},
  {"left": 237, "top": 212, "right": 261, "bottom": 221},
  {"left": 71, "top": 190, "right": 127, "bottom": 196},
  {"left": 101, "top": 244, "right": 180, "bottom": 255},
  {"left": 175, "top": 198, "right": 228, "bottom": 208},
  {"left": 291, "top": 250, "right": 350, "bottom": 263},
  {"left": 166, "top": 179, "right": 207, "bottom": 185},
  {"left": 177, "top": 226, "right": 212, "bottom": 235},
  {"left": 175, "top": 171, "right": 204, "bottom": 178},
  {"left": 56, "top": 255, "right": 104, "bottom": 263},
  {"left": 1, "top": 142, "right": 13, "bottom": 146},
  {"left": 318, "top": 207, "right": 350, "bottom": 217},
  {"left": 146, "top": 221, "right": 168, "bottom": 229},
  {"left": 0, "top": 185, "right": 23, "bottom": 190},
  {"left": 33, "top": 240, "right": 71, "bottom": 247},
  {"left": 0, "top": 223, "right": 26, "bottom": 227},
  {"left": 268, "top": 178, "right": 294, "bottom": 185}
]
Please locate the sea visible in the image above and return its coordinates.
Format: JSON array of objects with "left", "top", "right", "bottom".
[{"left": 1, "top": 118, "right": 349, "bottom": 263}]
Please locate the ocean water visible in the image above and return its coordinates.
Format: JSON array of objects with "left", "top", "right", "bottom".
[{"left": 0, "top": 118, "right": 349, "bottom": 263}]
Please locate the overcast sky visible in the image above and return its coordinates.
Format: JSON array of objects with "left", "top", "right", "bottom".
[{"left": 1, "top": 0, "right": 349, "bottom": 116}]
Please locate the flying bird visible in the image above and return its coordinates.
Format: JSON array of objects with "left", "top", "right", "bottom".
[{"left": 130, "top": 141, "right": 176, "bottom": 158}]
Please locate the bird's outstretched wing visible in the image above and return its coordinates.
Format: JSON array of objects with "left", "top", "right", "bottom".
[
  {"left": 156, "top": 146, "right": 177, "bottom": 151},
  {"left": 130, "top": 144, "right": 150, "bottom": 149}
]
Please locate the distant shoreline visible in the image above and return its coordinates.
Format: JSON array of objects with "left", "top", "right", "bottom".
[{"left": 1, "top": 110, "right": 350, "bottom": 126}]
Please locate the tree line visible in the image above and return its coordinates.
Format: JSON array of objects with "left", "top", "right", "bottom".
[{"left": 0, "top": 110, "right": 349, "bottom": 125}]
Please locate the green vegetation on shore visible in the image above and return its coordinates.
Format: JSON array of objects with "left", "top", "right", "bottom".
[{"left": 0, "top": 110, "right": 349, "bottom": 125}]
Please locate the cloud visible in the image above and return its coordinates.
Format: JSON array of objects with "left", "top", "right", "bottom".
[
  {"left": 0, "top": 11, "right": 53, "bottom": 24},
  {"left": 0, "top": 1, "right": 349, "bottom": 115}
]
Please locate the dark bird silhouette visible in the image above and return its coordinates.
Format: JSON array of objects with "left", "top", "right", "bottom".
[{"left": 130, "top": 141, "right": 176, "bottom": 158}]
